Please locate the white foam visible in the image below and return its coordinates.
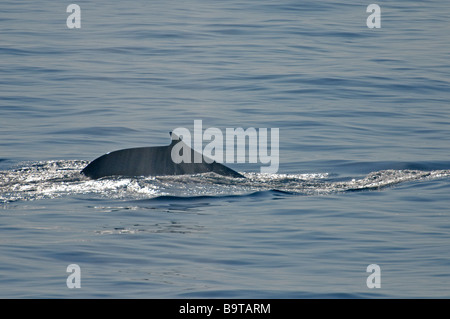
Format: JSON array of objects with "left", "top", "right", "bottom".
[{"left": 1, "top": 160, "right": 449, "bottom": 203}]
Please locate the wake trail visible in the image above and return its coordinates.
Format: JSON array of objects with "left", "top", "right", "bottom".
[{"left": 1, "top": 160, "right": 449, "bottom": 203}]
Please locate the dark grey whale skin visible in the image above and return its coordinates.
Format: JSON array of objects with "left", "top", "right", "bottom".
[{"left": 81, "top": 133, "right": 245, "bottom": 179}]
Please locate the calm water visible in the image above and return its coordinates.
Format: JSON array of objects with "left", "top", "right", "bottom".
[{"left": 1, "top": 0, "right": 450, "bottom": 298}]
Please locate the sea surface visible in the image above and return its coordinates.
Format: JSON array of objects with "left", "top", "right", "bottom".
[{"left": 1, "top": 0, "right": 450, "bottom": 298}]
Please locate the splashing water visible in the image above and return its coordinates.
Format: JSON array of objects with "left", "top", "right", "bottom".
[{"left": 0, "top": 160, "right": 449, "bottom": 203}]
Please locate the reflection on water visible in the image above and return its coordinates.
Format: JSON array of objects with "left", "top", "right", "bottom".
[{"left": 95, "top": 221, "right": 205, "bottom": 235}]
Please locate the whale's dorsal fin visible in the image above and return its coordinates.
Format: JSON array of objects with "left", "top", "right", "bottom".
[{"left": 81, "top": 132, "right": 244, "bottom": 179}]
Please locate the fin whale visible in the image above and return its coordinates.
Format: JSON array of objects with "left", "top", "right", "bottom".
[{"left": 81, "top": 132, "right": 245, "bottom": 179}]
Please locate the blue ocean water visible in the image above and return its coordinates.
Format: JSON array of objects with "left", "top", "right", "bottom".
[{"left": 1, "top": 0, "right": 450, "bottom": 298}]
